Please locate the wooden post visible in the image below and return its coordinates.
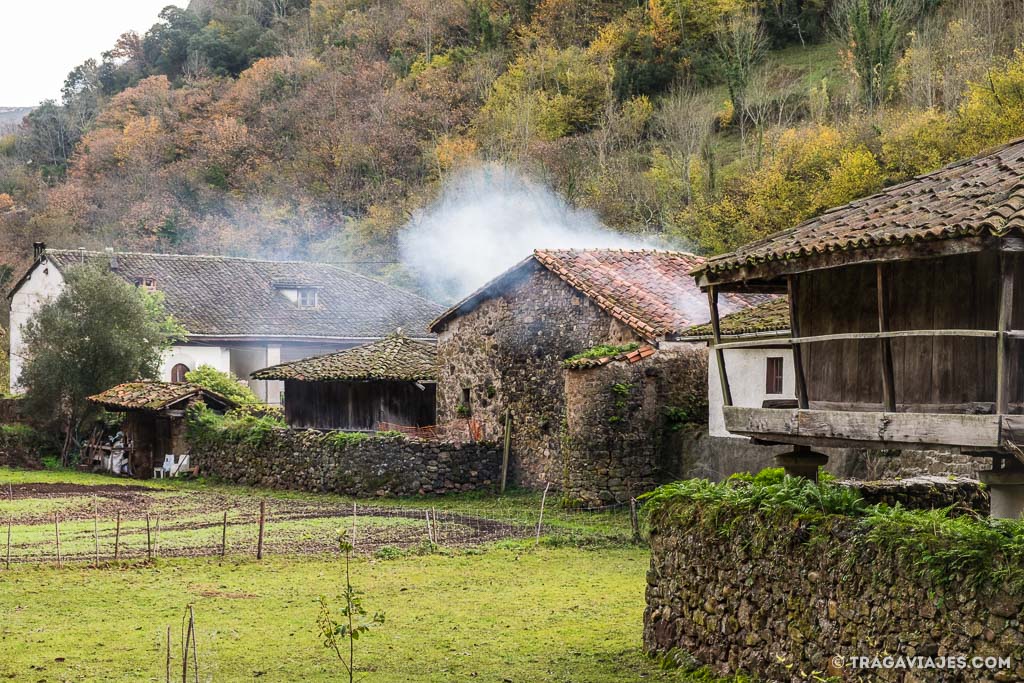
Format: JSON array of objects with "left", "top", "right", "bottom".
[
  {"left": 54, "top": 513, "right": 62, "bottom": 569},
  {"left": 114, "top": 510, "right": 121, "bottom": 561},
  {"left": 256, "top": 501, "right": 266, "bottom": 560},
  {"left": 501, "top": 408, "right": 511, "bottom": 494},
  {"left": 146, "top": 513, "right": 152, "bottom": 562},
  {"left": 93, "top": 499, "right": 100, "bottom": 568},
  {"left": 351, "top": 503, "right": 357, "bottom": 549},
  {"left": 154, "top": 516, "right": 160, "bottom": 559},
  {"left": 707, "top": 286, "right": 733, "bottom": 406},
  {"left": 997, "top": 252, "right": 1016, "bottom": 415},
  {"left": 629, "top": 498, "right": 640, "bottom": 542},
  {"left": 876, "top": 264, "right": 897, "bottom": 412},
  {"left": 220, "top": 511, "right": 227, "bottom": 558},
  {"left": 166, "top": 625, "right": 172, "bottom": 683},
  {"left": 424, "top": 510, "right": 433, "bottom": 544},
  {"left": 787, "top": 275, "right": 809, "bottom": 409},
  {"left": 535, "top": 482, "right": 550, "bottom": 545},
  {"left": 5, "top": 515, "right": 11, "bottom": 570}
]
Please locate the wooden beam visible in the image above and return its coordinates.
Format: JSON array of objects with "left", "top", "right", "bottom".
[
  {"left": 876, "top": 263, "right": 896, "bottom": 412},
  {"left": 712, "top": 328, "right": 1001, "bottom": 350},
  {"left": 996, "top": 253, "right": 1016, "bottom": 414},
  {"left": 723, "top": 406, "right": 1001, "bottom": 450},
  {"left": 787, "top": 275, "right": 808, "bottom": 409},
  {"left": 707, "top": 286, "right": 732, "bottom": 406}
]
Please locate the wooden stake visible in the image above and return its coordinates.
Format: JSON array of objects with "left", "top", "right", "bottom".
[
  {"left": 5, "top": 515, "right": 11, "bottom": 570},
  {"left": 146, "top": 513, "right": 152, "bottom": 562},
  {"left": 425, "top": 510, "right": 433, "bottom": 544},
  {"left": 501, "top": 409, "right": 511, "bottom": 494},
  {"left": 351, "top": 503, "right": 357, "bottom": 549},
  {"left": 166, "top": 625, "right": 172, "bottom": 683},
  {"left": 114, "top": 510, "right": 121, "bottom": 561},
  {"left": 630, "top": 498, "right": 640, "bottom": 542},
  {"left": 256, "top": 501, "right": 266, "bottom": 560},
  {"left": 93, "top": 498, "right": 100, "bottom": 568},
  {"left": 154, "top": 516, "right": 160, "bottom": 559},
  {"left": 535, "top": 482, "right": 550, "bottom": 545},
  {"left": 220, "top": 511, "right": 227, "bottom": 558},
  {"left": 54, "top": 513, "right": 62, "bottom": 568}
]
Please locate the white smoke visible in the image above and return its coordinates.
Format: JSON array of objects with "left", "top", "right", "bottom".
[{"left": 399, "top": 164, "right": 655, "bottom": 303}]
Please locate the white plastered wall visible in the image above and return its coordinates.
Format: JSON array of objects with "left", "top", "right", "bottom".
[
  {"left": 9, "top": 262, "right": 66, "bottom": 392},
  {"left": 709, "top": 346, "right": 795, "bottom": 438}
]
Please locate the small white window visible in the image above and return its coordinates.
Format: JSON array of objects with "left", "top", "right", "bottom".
[{"left": 296, "top": 288, "right": 318, "bottom": 308}]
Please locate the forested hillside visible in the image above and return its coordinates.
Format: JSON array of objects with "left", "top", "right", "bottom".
[{"left": 2, "top": 0, "right": 1024, "bottom": 298}]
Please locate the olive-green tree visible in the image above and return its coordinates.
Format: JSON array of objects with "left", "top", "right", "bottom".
[{"left": 18, "top": 266, "right": 184, "bottom": 463}]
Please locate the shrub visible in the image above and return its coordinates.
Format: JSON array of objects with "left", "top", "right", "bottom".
[
  {"left": 185, "top": 365, "right": 260, "bottom": 405},
  {"left": 185, "top": 403, "right": 285, "bottom": 449}
]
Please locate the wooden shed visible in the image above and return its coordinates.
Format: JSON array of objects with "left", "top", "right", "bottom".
[
  {"left": 88, "top": 381, "right": 235, "bottom": 479},
  {"left": 692, "top": 137, "right": 1024, "bottom": 516},
  {"left": 251, "top": 334, "right": 436, "bottom": 431}
]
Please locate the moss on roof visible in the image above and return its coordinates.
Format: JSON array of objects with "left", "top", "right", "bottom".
[
  {"left": 251, "top": 334, "right": 436, "bottom": 382},
  {"left": 684, "top": 297, "right": 790, "bottom": 338},
  {"left": 88, "top": 381, "right": 234, "bottom": 412}
]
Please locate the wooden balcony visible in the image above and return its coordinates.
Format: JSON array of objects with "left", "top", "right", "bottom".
[{"left": 722, "top": 406, "right": 1008, "bottom": 451}]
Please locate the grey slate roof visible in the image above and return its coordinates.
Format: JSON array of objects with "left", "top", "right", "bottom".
[{"left": 42, "top": 250, "right": 442, "bottom": 339}]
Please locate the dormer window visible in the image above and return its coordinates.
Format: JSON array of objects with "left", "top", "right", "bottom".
[
  {"left": 135, "top": 277, "right": 157, "bottom": 292},
  {"left": 297, "top": 288, "right": 318, "bottom": 308}
]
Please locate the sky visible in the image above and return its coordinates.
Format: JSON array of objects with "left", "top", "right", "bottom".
[{"left": 0, "top": 1, "right": 186, "bottom": 107}]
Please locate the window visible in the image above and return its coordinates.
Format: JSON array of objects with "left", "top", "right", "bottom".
[
  {"left": 171, "top": 363, "right": 189, "bottom": 383},
  {"left": 135, "top": 277, "right": 157, "bottom": 291},
  {"left": 765, "top": 357, "right": 784, "bottom": 395},
  {"left": 296, "top": 288, "right": 318, "bottom": 308},
  {"left": 457, "top": 387, "right": 473, "bottom": 417}
]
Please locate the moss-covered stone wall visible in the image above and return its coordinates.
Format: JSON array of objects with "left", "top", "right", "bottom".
[{"left": 190, "top": 429, "right": 501, "bottom": 496}]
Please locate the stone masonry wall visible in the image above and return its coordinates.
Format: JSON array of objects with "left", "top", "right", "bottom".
[
  {"left": 644, "top": 483, "right": 1021, "bottom": 682},
  {"left": 191, "top": 430, "right": 501, "bottom": 496},
  {"left": 562, "top": 345, "right": 708, "bottom": 505},
  {"left": 435, "top": 260, "right": 641, "bottom": 489}
]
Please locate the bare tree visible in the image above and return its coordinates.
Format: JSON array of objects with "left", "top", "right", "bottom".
[{"left": 715, "top": 10, "right": 769, "bottom": 115}]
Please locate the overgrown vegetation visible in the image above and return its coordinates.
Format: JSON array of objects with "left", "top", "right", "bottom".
[
  {"left": 5, "top": 1, "right": 1024, "bottom": 287},
  {"left": 642, "top": 468, "right": 1024, "bottom": 593},
  {"left": 184, "top": 365, "right": 260, "bottom": 405},
  {"left": 186, "top": 402, "right": 286, "bottom": 449},
  {"left": 564, "top": 342, "right": 641, "bottom": 365}
]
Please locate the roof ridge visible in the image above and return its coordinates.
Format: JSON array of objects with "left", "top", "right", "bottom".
[{"left": 46, "top": 248, "right": 342, "bottom": 268}]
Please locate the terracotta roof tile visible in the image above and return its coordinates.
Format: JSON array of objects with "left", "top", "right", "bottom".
[
  {"left": 251, "top": 334, "right": 436, "bottom": 382},
  {"left": 431, "top": 249, "right": 770, "bottom": 340},
  {"left": 88, "top": 381, "right": 234, "bottom": 411},
  {"left": 695, "top": 137, "right": 1024, "bottom": 278}
]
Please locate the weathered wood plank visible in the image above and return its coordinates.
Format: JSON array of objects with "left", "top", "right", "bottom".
[
  {"left": 707, "top": 286, "right": 732, "bottom": 407},
  {"left": 723, "top": 406, "right": 1001, "bottom": 449},
  {"left": 876, "top": 264, "right": 896, "bottom": 411},
  {"left": 787, "top": 275, "right": 808, "bottom": 409},
  {"left": 713, "top": 328, "right": 1001, "bottom": 350},
  {"left": 997, "top": 253, "right": 1015, "bottom": 414}
]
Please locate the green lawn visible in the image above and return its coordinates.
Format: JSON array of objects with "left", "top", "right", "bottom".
[{"left": 0, "top": 468, "right": 734, "bottom": 682}]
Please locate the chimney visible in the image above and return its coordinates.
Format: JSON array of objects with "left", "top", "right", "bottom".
[
  {"left": 32, "top": 242, "right": 45, "bottom": 260},
  {"left": 106, "top": 247, "right": 119, "bottom": 271}
]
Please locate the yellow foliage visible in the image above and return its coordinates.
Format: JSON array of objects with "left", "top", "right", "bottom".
[
  {"left": 879, "top": 109, "right": 957, "bottom": 179},
  {"left": 0, "top": 194, "right": 14, "bottom": 213},
  {"left": 815, "top": 146, "right": 884, "bottom": 209},
  {"left": 432, "top": 135, "right": 479, "bottom": 172},
  {"left": 957, "top": 49, "right": 1024, "bottom": 154}
]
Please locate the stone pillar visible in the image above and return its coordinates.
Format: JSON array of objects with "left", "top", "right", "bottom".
[
  {"left": 979, "top": 465, "right": 1024, "bottom": 519},
  {"left": 775, "top": 448, "right": 828, "bottom": 481}
]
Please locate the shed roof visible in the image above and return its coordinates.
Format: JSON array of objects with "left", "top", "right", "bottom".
[
  {"left": 683, "top": 297, "right": 790, "bottom": 338},
  {"left": 251, "top": 334, "right": 436, "bottom": 382},
  {"left": 24, "top": 249, "right": 442, "bottom": 340},
  {"left": 88, "top": 381, "right": 235, "bottom": 412},
  {"left": 430, "top": 249, "right": 770, "bottom": 341},
  {"left": 695, "top": 136, "right": 1024, "bottom": 283}
]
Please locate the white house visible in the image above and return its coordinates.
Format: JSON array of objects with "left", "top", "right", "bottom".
[
  {"left": 8, "top": 244, "right": 442, "bottom": 403},
  {"left": 680, "top": 298, "right": 794, "bottom": 438}
]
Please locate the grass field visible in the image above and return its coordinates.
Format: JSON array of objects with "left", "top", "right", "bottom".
[{"left": 0, "top": 468, "right": 734, "bottom": 682}]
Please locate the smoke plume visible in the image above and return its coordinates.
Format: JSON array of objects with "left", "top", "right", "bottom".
[{"left": 399, "top": 165, "right": 655, "bottom": 303}]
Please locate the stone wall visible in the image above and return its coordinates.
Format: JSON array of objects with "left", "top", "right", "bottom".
[
  {"left": 434, "top": 260, "right": 641, "bottom": 489},
  {"left": 190, "top": 430, "right": 501, "bottom": 496},
  {"left": 644, "top": 481, "right": 1021, "bottom": 682},
  {"left": 672, "top": 431, "right": 988, "bottom": 483},
  {"left": 562, "top": 345, "right": 708, "bottom": 505}
]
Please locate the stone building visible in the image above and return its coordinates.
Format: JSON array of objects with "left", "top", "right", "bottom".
[{"left": 429, "top": 248, "right": 767, "bottom": 494}]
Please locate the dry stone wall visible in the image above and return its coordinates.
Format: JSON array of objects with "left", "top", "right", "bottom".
[
  {"left": 644, "top": 480, "right": 1021, "bottom": 682},
  {"left": 435, "top": 261, "right": 640, "bottom": 489},
  {"left": 190, "top": 430, "right": 501, "bottom": 496},
  {"left": 562, "top": 345, "right": 708, "bottom": 505}
]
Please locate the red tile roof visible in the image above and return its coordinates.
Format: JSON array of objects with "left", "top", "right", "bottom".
[
  {"left": 430, "top": 249, "right": 770, "bottom": 341},
  {"left": 696, "top": 136, "right": 1024, "bottom": 280}
]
